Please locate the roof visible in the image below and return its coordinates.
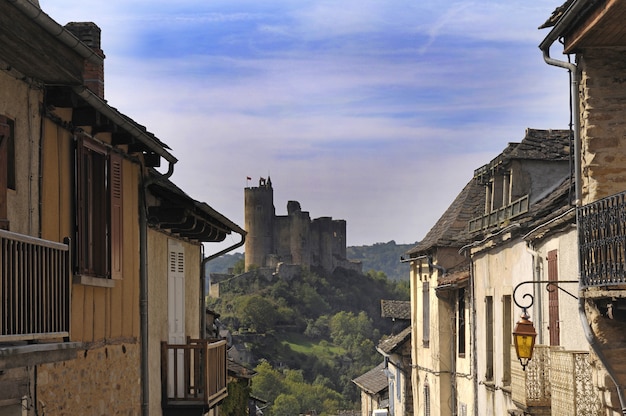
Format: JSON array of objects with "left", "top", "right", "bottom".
[
  {"left": 539, "top": 0, "right": 626, "bottom": 53},
  {"left": 228, "top": 359, "right": 255, "bottom": 379},
  {"left": 0, "top": 0, "right": 101, "bottom": 85},
  {"left": 378, "top": 326, "right": 411, "bottom": 355},
  {"left": 380, "top": 300, "right": 410, "bottom": 320},
  {"left": 352, "top": 362, "right": 388, "bottom": 395},
  {"left": 147, "top": 170, "right": 246, "bottom": 243},
  {"left": 406, "top": 178, "right": 484, "bottom": 255}
]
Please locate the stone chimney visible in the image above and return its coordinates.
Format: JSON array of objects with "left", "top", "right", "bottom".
[{"left": 64, "top": 22, "right": 105, "bottom": 99}]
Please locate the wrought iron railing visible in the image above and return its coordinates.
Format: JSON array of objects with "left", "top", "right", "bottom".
[
  {"left": 578, "top": 191, "right": 626, "bottom": 287},
  {"left": 469, "top": 195, "right": 529, "bottom": 232},
  {"left": 161, "top": 338, "right": 228, "bottom": 410},
  {"left": 0, "top": 229, "right": 71, "bottom": 342}
]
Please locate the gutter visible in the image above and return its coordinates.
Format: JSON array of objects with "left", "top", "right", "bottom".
[
  {"left": 7, "top": 0, "right": 103, "bottom": 65},
  {"left": 540, "top": 2, "right": 626, "bottom": 414}
]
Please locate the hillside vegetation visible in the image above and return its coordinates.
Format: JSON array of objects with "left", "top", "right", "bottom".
[
  {"left": 207, "top": 263, "right": 409, "bottom": 415},
  {"left": 206, "top": 240, "right": 416, "bottom": 281}
]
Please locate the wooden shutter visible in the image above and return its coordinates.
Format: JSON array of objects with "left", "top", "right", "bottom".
[
  {"left": 0, "top": 116, "right": 9, "bottom": 229},
  {"left": 547, "top": 250, "right": 560, "bottom": 346},
  {"left": 109, "top": 152, "right": 123, "bottom": 279}
]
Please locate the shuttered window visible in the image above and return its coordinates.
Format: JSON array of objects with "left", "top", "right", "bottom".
[
  {"left": 75, "top": 134, "right": 123, "bottom": 279},
  {"left": 0, "top": 116, "right": 14, "bottom": 230}
]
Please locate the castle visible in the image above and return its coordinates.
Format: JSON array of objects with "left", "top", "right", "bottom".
[{"left": 244, "top": 177, "right": 361, "bottom": 273}]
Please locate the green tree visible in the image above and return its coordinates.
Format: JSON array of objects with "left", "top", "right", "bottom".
[
  {"left": 273, "top": 394, "right": 300, "bottom": 416},
  {"left": 240, "top": 295, "right": 278, "bottom": 332}
]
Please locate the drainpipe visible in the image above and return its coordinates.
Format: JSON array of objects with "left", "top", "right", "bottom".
[
  {"left": 140, "top": 161, "right": 175, "bottom": 416},
  {"left": 540, "top": 4, "right": 626, "bottom": 413},
  {"left": 201, "top": 231, "right": 246, "bottom": 339}
]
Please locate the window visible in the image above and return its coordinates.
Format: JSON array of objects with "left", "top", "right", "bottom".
[
  {"left": 485, "top": 296, "right": 494, "bottom": 380},
  {"left": 423, "top": 281, "right": 430, "bottom": 348},
  {"left": 75, "top": 134, "right": 123, "bottom": 279},
  {"left": 0, "top": 116, "right": 14, "bottom": 230},
  {"left": 502, "top": 295, "right": 512, "bottom": 384},
  {"left": 423, "top": 382, "right": 431, "bottom": 416},
  {"left": 458, "top": 288, "right": 466, "bottom": 356}
]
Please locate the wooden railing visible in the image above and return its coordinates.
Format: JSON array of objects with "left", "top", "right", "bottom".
[
  {"left": 0, "top": 229, "right": 70, "bottom": 342},
  {"left": 468, "top": 195, "right": 529, "bottom": 232},
  {"left": 161, "top": 338, "right": 228, "bottom": 410}
]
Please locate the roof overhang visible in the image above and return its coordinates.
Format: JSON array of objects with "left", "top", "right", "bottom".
[{"left": 0, "top": 0, "right": 101, "bottom": 84}]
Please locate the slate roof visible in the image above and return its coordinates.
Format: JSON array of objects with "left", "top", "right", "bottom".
[
  {"left": 407, "top": 128, "right": 571, "bottom": 258},
  {"left": 352, "top": 362, "right": 388, "bottom": 395},
  {"left": 406, "top": 178, "right": 484, "bottom": 255},
  {"left": 378, "top": 326, "right": 411, "bottom": 355},
  {"left": 539, "top": 0, "right": 575, "bottom": 29},
  {"left": 381, "top": 300, "right": 410, "bottom": 320}
]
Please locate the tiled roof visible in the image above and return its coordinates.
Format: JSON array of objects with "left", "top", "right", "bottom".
[
  {"left": 378, "top": 326, "right": 411, "bottom": 354},
  {"left": 352, "top": 362, "right": 388, "bottom": 395},
  {"left": 506, "top": 129, "right": 570, "bottom": 161},
  {"left": 381, "top": 300, "right": 410, "bottom": 320},
  {"left": 539, "top": 0, "right": 575, "bottom": 29}
]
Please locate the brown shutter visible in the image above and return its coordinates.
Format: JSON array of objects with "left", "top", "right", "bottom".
[
  {"left": 0, "top": 116, "right": 9, "bottom": 229},
  {"left": 109, "top": 152, "right": 123, "bottom": 279},
  {"left": 547, "top": 250, "right": 560, "bottom": 346}
]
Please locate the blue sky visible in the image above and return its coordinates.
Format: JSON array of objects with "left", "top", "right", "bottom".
[{"left": 44, "top": 0, "right": 570, "bottom": 252}]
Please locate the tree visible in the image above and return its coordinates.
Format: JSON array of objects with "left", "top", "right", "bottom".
[{"left": 273, "top": 394, "right": 300, "bottom": 416}]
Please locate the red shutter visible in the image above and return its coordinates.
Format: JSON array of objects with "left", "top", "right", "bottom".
[
  {"left": 547, "top": 250, "right": 560, "bottom": 346},
  {"left": 110, "top": 152, "right": 123, "bottom": 279}
]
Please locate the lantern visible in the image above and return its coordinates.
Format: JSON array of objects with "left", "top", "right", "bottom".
[{"left": 513, "top": 309, "right": 537, "bottom": 371}]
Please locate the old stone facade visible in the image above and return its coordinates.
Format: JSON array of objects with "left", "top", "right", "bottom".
[{"left": 244, "top": 177, "right": 361, "bottom": 273}]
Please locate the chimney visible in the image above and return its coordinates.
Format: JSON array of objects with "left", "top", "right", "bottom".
[{"left": 64, "top": 22, "right": 105, "bottom": 99}]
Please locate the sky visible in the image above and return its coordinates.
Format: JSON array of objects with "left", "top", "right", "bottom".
[{"left": 43, "top": 0, "right": 571, "bottom": 253}]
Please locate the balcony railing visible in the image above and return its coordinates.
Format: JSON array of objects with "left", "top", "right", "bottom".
[
  {"left": 578, "top": 191, "right": 626, "bottom": 288},
  {"left": 469, "top": 195, "right": 529, "bottom": 232},
  {"left": 0, "top": 229, "right": 70, "bottom": 342},
  {"left": 510, "top": 346, "right": 602, "bottom": 415},
  {"left": 161, "top": 338, "right": 228, "bottom": 411},
  {"left": 550, "top": 349, "right": 601, "bottom": 415},
  {"left": 511, "top": 344, "right": 551, "bottom": 410}
]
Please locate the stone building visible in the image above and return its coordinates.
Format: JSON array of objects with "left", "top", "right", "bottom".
[{"left": 244, "top": 177, "right": 360, "bottom": 273}]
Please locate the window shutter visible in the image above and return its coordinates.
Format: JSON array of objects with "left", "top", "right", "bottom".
[
  {"left": 110, "top": 152, "right": 123, "bottom": 279},
  {"left": 547, "top": 250, "right": 560, "bottom": 346},
  {"left": 0, "top": 116, "right": 9, "bottom": 229}
]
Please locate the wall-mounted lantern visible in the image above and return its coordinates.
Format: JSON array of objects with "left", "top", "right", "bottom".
[
  {"left": 512, "top": 280, "right": 578, "bottom": 371},
  {"left": 512, "top": 308, "right": 537, "bottom": 371}
]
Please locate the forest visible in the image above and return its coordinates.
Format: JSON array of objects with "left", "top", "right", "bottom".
[{"left": 207, "top": 259, "right": 410, "bottom": 415}]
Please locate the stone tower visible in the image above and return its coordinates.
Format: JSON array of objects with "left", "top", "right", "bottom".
[{"left": 244, "top": 177, "right": 274, "bottom": 271}]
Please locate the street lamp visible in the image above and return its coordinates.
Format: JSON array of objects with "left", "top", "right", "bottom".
[{"left": 512, "top": 308, "right": 537, "bottom": 371}]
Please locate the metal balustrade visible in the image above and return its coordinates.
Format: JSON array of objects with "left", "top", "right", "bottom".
[
  {"left": 0, "top": 229, "right": 70, "bottom": 342},
  {"left": 578, "top": 191, "right": 626, "bottom": 287}
]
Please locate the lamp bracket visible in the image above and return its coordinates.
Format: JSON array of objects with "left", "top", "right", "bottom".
[{"left": 513, "top": 280, "right": 579, "bottom": 310}]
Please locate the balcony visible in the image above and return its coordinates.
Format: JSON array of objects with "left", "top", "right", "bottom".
[
  {"left": 161, "top": 338, "right": 228, "bottom": 416},
  {"left": 0, "top": 229, "right": 71, "bottom": 342},
  {"left": 578, "top": 191, "right": 626, "bottom": 288},
  {"left": 469, "top": 195, "right": 529, "bottom": 232},
  {"left": 510, "top": 345, "right": 602, "bottom": 415}
]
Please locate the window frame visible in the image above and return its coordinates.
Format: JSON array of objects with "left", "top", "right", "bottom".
[
  {"left": 0, "top": 115, "right": 14, "bottom": 230},
  {"left": 75, "top": 134, "right": 123, "bottom": 280}
]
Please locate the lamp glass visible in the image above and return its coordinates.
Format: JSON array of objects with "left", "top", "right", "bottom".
[{"left": 514, "top": 334, "right": 534, "bottom": 359}]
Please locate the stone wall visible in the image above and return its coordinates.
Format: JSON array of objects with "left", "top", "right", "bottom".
[
  {"left": 578, "top": 47, "right": 626, "bottom": 204},
  {"left": 36, "top": 343, "right": 140, "bottom": 416}
]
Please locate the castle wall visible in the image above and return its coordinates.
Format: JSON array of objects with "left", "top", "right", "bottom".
[{"left": 244, "top": 178, "right": 350, "bottom": 272}]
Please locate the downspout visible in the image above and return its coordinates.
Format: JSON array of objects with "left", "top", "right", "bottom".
[
  {"left": 201, "top": 231, "right": 246, "bottom": 338},
  {"left": 540, "top": 5, "right": 626, "bottom": 413},
  {"left": 140, "top": 161, "right": 175, "bottom": 416}
]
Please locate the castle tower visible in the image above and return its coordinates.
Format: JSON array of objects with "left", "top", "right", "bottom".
[{"left": 244, "top": 177, "right": 275, "bottom": 271}]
